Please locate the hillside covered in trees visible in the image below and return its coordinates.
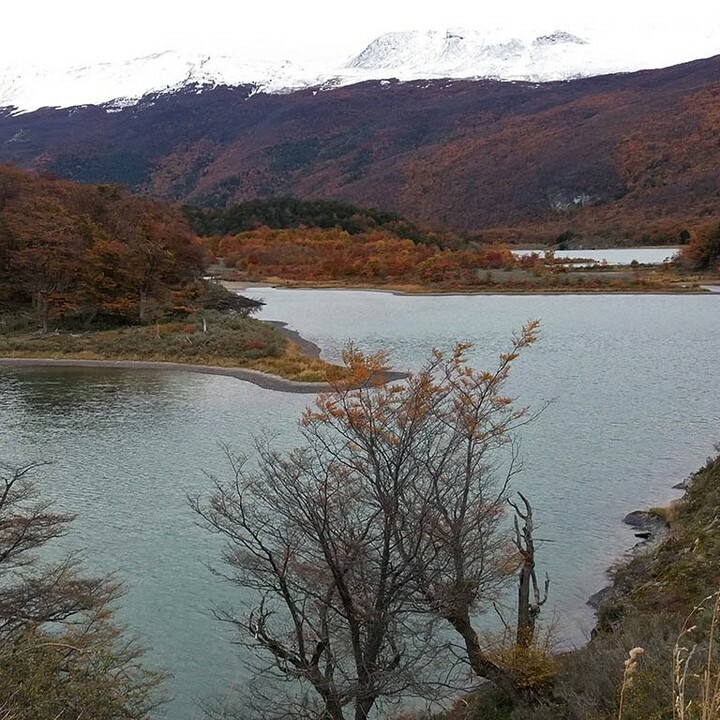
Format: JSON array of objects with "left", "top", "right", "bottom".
[
  {"left": 193, "top": 198, "right": 718, "bottom": 291},
  {"left": 184, "top": 197, "right": 445, "bottom": 245},
  {"left": 2, "top": 55, "right": 720, "bottom": 244},
  {"left": 0, "top": 166, "right": 715, "bottom": 327},
  {"left": 0, "top": 166, "right": 338, "bottom": 381},
  {"left": 0, "top": 164, "right": 207, "bottom": 328}
]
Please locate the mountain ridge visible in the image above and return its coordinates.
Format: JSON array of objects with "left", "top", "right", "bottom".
[
  {"left": 2, "top": 25, "right": 719, "bottom": 114},
  {"left": 2, "top": 54, "right": 720, "bottom": 241}
]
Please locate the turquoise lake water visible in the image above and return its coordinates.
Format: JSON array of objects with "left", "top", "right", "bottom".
[{"left": 1, "top": 289, "right": 718, "bottom": 718}]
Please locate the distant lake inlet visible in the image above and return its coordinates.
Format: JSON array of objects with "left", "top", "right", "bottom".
[{"left": 512, "top": 247, "right": 680, "bottom": 265}]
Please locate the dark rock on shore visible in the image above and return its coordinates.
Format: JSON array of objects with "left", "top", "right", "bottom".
[
  {"left": 623, "top": 510, "right": 669, "bottom": 543},
  {"left": 588, "top": 586, "right": 613, "bottom": 609},
  {"left": 587, "top": 509, "right": 671, "bottom": 613}
]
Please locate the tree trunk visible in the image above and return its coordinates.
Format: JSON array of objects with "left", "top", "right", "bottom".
[
  {"left": 517, "top": 563, "right": 534, "bottom": 648},
  {"left": 36, "top": 291, "right": 49, "bottom": 333},
  {"left": 354, "top": 689, "right": 380, "bottom": 720},
  {"left": 323, "top": 696, "right": 346, "bottom": 720},
  {"left": 446, "top": 611, "right": 519, "bottom": 703},
  {"left": 139, "top": 289, "right": 147, "bottom": 323},
  {"left": 511, "top": 492, "right": 548, "bottom": 649}
]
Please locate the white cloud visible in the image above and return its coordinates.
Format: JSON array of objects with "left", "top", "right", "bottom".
[{"left": 2, "top": 0, "right": 718, "bottom": 68}]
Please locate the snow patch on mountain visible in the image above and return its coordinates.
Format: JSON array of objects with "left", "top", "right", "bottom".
[
  {"left": 1, "top": 24, "right": 719, "bottom": 114},
  {"left": 0, "top": 51, "right": 328, "bottom": 114},
  {"left": 341, "top": 26, "right": 719, "bottom": 83}
]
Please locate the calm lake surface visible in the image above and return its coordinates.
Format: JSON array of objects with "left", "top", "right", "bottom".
[{"left": 1, "top": 289, "right": 719, "bottom": 718}]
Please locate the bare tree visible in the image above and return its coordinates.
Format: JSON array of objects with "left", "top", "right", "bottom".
[
  {"left": 509, "top": 492, "right": 549, "bottom": 650},
  {"left": 0, "top": 460, "right": 164, "bottom": 719},
  {"left": 194, "top": 322, "right": 542, "bottom": 717},
  {"left": 390, "top": 323, "right": 543, "bottom": 702},
  {"left": 0, "top": 461, "right": 100, "bottom": 633},
  {"left": 192, "top": 437, "right": 440, "bottom": 720}
]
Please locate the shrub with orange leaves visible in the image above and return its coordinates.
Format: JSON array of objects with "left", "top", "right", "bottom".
[{"left": 193, "top": 323, "right": 543, "bottom": 718}]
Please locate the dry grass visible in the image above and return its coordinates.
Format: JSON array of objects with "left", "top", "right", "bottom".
[
  {"left": 228, "top": 269, "right": 707, "bottom": 295},
  {"left": 672, "top": 591, "right": 720, "bottom": 720},
  {"left": 0, "top": 312, "right": 343, "bottom": 382},
  {"left": 247, "top": 341, "right": 346, "bottom": 382}
]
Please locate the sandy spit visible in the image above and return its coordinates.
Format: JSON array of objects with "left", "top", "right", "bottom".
[{"left": 0, "top": 358, "right": 333, "bottom": 394}]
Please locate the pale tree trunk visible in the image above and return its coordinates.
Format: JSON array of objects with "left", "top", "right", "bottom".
[
  {"left": 139, "top": 289, "right": 148, "bottom": 323},
  {"left": 509, "top": 492, "right": 549, "bottom": 649},
  {"left": 35, "top": 290, "right": 49, "bottom": 333}
]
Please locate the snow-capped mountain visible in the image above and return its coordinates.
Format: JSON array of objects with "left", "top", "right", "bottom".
[
  {"left": 1, "top": 25, "right": 719, "bottom": 114},
  {"left": 342, "top": 26, "right": 719, "bottom": 83},
  {"left": 0, "top": 53, "right": 328, "bottom": 114},
  {"left": 348, "top": 29, "right": 590, "bottom": 77}
]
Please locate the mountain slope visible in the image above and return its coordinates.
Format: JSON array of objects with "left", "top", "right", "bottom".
[{"left": 2, "top": 55, "right": 720, "bottom": 240}]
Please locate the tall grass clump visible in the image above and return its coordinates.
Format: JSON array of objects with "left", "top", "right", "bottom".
[{"left": 672, "top": 590, "right": 720, "bottom": 720}]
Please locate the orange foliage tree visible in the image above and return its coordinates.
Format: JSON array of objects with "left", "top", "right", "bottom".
[
  {"left": 679, "top": 222, "right": 720, "bottom": 271},
  {"left": 8, "top": 197, "right": 83, "bottom": 331},
  {"left": 193, "top": 323, "right": 541, "bottom": 718}
]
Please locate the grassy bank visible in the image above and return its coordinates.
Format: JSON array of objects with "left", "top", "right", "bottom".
[
  {"left": 220, "top": 267, "right": 719, "bottom": 295},
  {"left": 554, "top": 453, "right": 720, "bottom": 720},
  {"left": 437, "top": 453, "right": 720, "bottom": 720},
  {"left": 0, "top": 308, "right": 339, "bottom": 383}
]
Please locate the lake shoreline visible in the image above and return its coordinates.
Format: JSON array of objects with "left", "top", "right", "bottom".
[
  {"left": 0, "top": 357, "right": 335, "bottom": 394},
  {"left": 224, "top": 280, "right": 718, "bottom": 297},
  {"left": 0, "top": 306, "right": 350, "bottom": 392}
]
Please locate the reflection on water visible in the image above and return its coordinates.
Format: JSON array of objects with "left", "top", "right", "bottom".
[
  {"left": 6, "top": 368, "right": 177, "bottom": 423},
  {"left": 1, "top": 290, "right": 719, "bottom": 719}
]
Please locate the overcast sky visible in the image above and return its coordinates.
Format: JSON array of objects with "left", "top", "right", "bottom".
[{"left": 3, "top": 0, "right": 718, "bottom": 67}]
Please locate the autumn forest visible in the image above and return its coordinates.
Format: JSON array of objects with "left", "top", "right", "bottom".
[
  {"left": 2, "top": 165, "right": 718, "bottom": 346},
  {"left": 0, "top": 165, "right": 206, "bottom": 328}
]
